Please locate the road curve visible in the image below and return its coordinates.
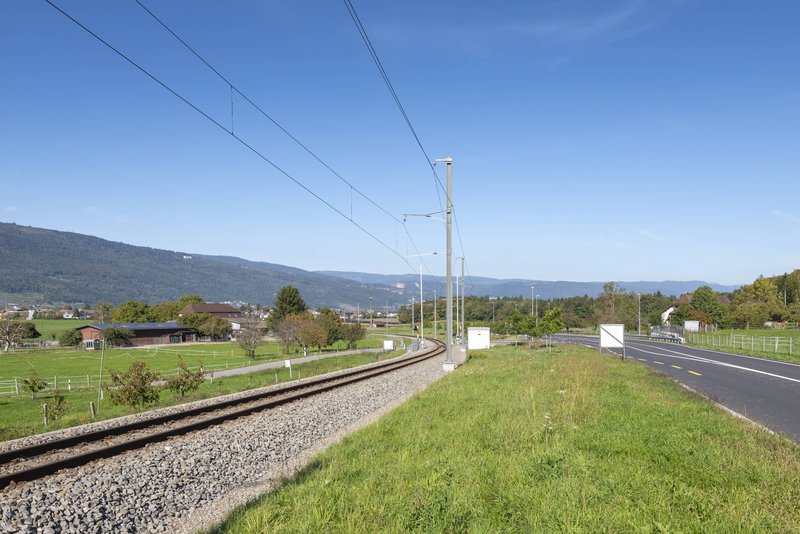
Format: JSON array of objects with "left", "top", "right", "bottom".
[{"left": 555, "top": 334, "right": 800, "bottom": 442}]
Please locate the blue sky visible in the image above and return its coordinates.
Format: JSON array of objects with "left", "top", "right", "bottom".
[{"left": 2, "top": 0, "right": 799, "bottom": 285}]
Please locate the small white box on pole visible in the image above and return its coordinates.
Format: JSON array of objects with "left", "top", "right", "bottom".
[
  {"left": 383, "top": 340, "right": 395, "bottom": 351},
  {"left": 284, "top": 359, "right": 291, "bottom": 368}
]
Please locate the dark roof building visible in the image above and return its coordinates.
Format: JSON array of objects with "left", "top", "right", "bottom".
[
  {"left": 179, "top": 303, "right": 242, "bottom": 318},
  {"left": 77, "top": 322, "right": 195, "bottom": 349}
]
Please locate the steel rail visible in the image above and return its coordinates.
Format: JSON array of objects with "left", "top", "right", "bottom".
[{"left": 0, "top": 339, "right": 444, "bottom": 489}]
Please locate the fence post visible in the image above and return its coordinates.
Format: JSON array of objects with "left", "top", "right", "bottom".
[
  {"left": 90, "top": 401, "right": 96, "bottom": 419},
  {"left": 42, "top": 403, "right": 48, "bottom": 428},
  {"left": 15, "top": 377, "right": 19, "bottom": 396},
  {"left": 54, "top": 375, "right": 57, "bottom": 390},
  {"left": 791, "top": 337, "right": 793, "bottom": 356},
  {"left": 68, "top": 379, "right": 72, "bottom": 392}
]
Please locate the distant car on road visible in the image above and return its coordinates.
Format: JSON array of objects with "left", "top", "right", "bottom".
[{"left": 650, "top": 332, "right": 685, "bottom": 344}]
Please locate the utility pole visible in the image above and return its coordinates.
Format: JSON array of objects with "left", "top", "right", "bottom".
[
  {"left": 437, "top": 157, "right": 454, "bottom": 370},
  {"left": 455, "top": 272, "right": 460, "bottom": 341},
  {"left": 419, "top": 265, "right": 424, "bottom": 345},
  {"left": 411, "top": 297, "right": 415, "bottom": 337},
  {"left": 369, "top": 295, "right": 373, "bottom": 328},
  {"left": 535, "top": 295, "right": 539, "bottom": 327},
  {"left": 461, "top": 256, "right": 465, "bottom": 343},
  {"left": 433, "top": 289, "right": 437, "bottom": 340},
  {"left": 531, "top": 286, "right": 535, "bottom": 317}
]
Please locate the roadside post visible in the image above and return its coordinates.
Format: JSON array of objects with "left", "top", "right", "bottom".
[{"left": 599, "top": 324, "right": 625, "bottom": 360}]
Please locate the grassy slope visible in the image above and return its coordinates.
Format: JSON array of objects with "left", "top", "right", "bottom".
[{"left": 214, "top": 345, "right": 800, "bottom": 533}]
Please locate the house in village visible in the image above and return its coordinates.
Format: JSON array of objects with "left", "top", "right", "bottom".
[
  {"left": 77, "top": 322, "right": 195, "bottom": 349},
  {"left": 179, "top": 303, "right": 242, "bottom": 318}
]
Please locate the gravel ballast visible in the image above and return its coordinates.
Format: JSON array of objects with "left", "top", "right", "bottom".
[{"left": 0, "top": 353, "right": 451, "bottom": 533}]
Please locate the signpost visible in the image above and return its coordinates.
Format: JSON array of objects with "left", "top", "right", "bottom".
[{"left": 599, "top": 323, "right": 625, "bottom": 360}]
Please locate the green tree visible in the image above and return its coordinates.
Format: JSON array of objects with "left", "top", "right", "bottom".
[
  {"left": 269, "top": 286, "right": 307, "bottom": 330},
  {"left": 180, "top": 312, "right": 212, "bottom": 331},
  {"left": 22, "top": 372, "right": 48, "bottom": 399},
  {"left": 150, "top": 301, "right": 181, "bottom": 322},
  {"left": 18, "top": 322, "right": 41, "bottom": 339},
  {"left": 691, "top": 286, "right": 722, "bottom": 325},
  {"left": 340, "top": 323, "right": 366, "bottom": 349},
  {"left": 164, "top": 358, "right": 205, "bottom": 398},
  {"left": 100, "top": 326, "right": 134, "bottom": 346},
  {"left": 94, "top": 302, "right": 114, "bottom": 323},
  {"left": 296, "top": 318, "right": 328, "bottom": 353},
  {"left": 198, "top": 316, "right": 232, "bottom": 340},
  {"left": 316, "top": 308, "right": 343, "bottom": 347},
  {"left": 107, "top": 360, "right": 160, "bottom": 408},
  {"left": 176, "top": 294, "right": 205, "bottom": 309},
  {"left": 536, "top": 308, "right": 566, "bottom": 336},
  {"left": 111, "top": 301, "right": 155, "bottom": 323},
  {"left": 47, "top": 390, "right": 70, "bottom": 421},
  {"left": 58, "top": 328, "right": 84, "bottom": 347},
  {"left": 275, "top": 313, "right": 303, "bottom": 351}
]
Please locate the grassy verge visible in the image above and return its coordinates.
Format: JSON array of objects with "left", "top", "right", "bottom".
[
  {"left": 213, "top": 345, "right": 800, "bottom": 533},
  {"left": 685, "top": 329, "right": 800, "bottom": 364},
  {"left": 0, "top": 349, "right": 405, "bottom": 443}
]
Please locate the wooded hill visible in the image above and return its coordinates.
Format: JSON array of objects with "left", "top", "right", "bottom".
[{"left": 0, "top": 223, "right": 397, "bottom": 308}]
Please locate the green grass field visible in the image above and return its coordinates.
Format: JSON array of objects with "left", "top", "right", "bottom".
[
  {"left": 685, "top": 328, "right": 800, "bottom": 363},
  {"left": 24, "top": 319, "right": 93, "bottom": 341},
  {"left": 213, "top": 345, "right": 800, "bottom": 533},
  {"left": 0, "top": 338, "right": 385, "bottom": 381},
  {"left": 0, "top": 348, "right": 406, "bottom": 442}
]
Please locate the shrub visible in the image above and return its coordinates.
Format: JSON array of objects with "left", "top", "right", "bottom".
[
  {"left": 107, "top": 360, "right": 160, "bottom": 408},
  {"left": 164, "top": 358, "right": 205, "bottom": 398}
]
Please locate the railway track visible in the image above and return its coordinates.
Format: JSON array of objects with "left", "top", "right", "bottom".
[{"left": 0, "top": 339, "right": 444, "bottom": 490}]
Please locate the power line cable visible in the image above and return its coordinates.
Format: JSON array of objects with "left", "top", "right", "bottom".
[
  {"left": 342, "top": 0, "right": 471, "bottom": 278},
  {"left": 341, "top": 0, "right": 444, "bottom": 211},
  {"left": 132, "top": 0, "right": 435, "bottom": 277},
  {"left": 42, "top": 0, "right": 422, "bottom": 273}
]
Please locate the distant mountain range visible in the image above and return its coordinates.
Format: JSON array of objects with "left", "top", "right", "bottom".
[
  {"left": 0, "top": 222, "right": 739, "bottom": 308},
  {"left": 316, "top": 272, "right": 740, "bottom": 300}
]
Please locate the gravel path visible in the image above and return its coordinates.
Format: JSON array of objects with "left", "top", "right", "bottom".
[{"left": 0, "top": 352, "right": 454, "bottom": 533}]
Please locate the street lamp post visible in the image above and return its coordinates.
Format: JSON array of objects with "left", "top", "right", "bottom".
[
  {"left": 531, "top": 286, "right": 535, "bottom": 317},
  {"left": 369, "top": 295, "right": 373, "bottom": 328},
  {"left": 433, "top": 289, "right": 437, "bottom": 339},
  {"left": 637, "top": 293, "right": 641, "bottom": 335},
  {"left": 535, "top": 295, "right": 539, "bottom": 327},
  {"left": 490, "top": 297, "right": 497, "bottom": 323}
]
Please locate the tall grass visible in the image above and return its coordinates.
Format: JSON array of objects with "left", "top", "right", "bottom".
[{"left": 214, "top": 345, "right": 800, "bottom": 533}]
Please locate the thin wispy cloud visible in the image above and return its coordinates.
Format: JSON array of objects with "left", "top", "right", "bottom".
[
  {"left": 773, "top": 209, "right": 800, "bottom": 225},
  {"left": 380, "top": 0, "right": 684, "bottom": 56},
  {"left": 638, "top": 229, "right": 664, "bottom": 240},
  {"left": 510, "top": 1, "right": 648, "bottom": 46},
  {"left": 3, "top": 206, "right": 19, "bottom": 213}
]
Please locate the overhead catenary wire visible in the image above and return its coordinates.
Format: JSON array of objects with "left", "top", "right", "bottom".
[
  {"left": 342, "top": 0, "right": 472, "bottom": 285},
  {"left": 41, "top": 0, "right": 423, "bottom": 274},
  {"left": 132, "top": 0, "right": 435, "bottom": 277}
]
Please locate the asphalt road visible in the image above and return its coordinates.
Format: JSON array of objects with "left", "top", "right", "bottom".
[{"left": 555, "top": 334, "right": 800, "bottom": 443}]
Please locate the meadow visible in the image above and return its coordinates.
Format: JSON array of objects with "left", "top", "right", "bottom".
[
  {"left": 0, "top": 346, "right": 405, "bottom": 442},
  {"left": 213, "top": 344, "right": 800, "bottom": 533}
]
